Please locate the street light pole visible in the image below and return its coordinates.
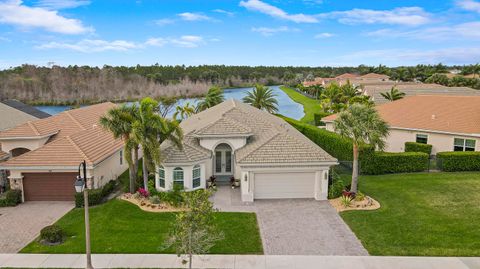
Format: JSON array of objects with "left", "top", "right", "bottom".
[{"left": 75, "top": 160, "right": 94, "bottom": 269}]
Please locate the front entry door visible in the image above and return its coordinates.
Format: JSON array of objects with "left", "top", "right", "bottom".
[{"left": 215, "top": 149, "right": 232, "bottom": 175}]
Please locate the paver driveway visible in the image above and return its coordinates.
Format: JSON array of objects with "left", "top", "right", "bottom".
[
  {"left": 0, "top": 201, "right": 74, "bottom": 253},
  {"left": 212, "top": 186, "right": 368, "bottom": 255},
  {"left": 255, "top": 199, "right": 368, "bottom": 255}
]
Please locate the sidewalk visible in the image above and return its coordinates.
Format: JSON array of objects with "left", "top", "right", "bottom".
[{"left": 0, "top": 254, "right": 479, "bottom": 269}]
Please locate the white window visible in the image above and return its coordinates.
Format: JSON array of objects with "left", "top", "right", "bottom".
[
  {"left": 158, "top": 166, "right": 165, "bottom": 188},
  {"left": 454, "top": 138, "right": 476, "bottom": 152},
  {"left": 119, "top": 150, "right": 123, "bottom": 165},
  {"left": 416, "top": 134, "right": 428, "bottom": 144},
  {"left": 192, "top": 165, "right": 201, "bottom": 188},
  {"left": 173, "top": 167, "right": 184, "bottom": 187}
]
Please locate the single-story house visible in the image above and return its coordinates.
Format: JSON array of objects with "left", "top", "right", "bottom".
[
  {"left": 158, "top": 99, "right": 337, "bottom": 202},
  {"left": 0, "top": 103, "right": 127, "bottom": 201},
  {"left": 322, "top": 95, "right": 480, "bottom": 155}
]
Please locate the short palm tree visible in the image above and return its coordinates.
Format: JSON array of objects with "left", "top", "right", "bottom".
[
  {"left": 100, "top": 104, "right": 139, "bottom": 193},
  {"left": 333, "top": 104, "right": 389, "bottom": 193},
  {"left": 173, "top": 102, "right": 195, "bottom": 121},
  {"left": 196, "top": 87, "right": 225, "bottom": 112},
  {"left": 131, "top": 97, "right": 183, "bottom": 191},
  {"left": 380, "top": 86, "right": 406, "bottom": 101},
  {"left": 242, "top": 84, "right": 278, "bottom": 113}
]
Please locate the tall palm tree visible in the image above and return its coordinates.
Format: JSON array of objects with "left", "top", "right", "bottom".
[
  {"left": 173, "top": 102, "right": 195, "bottom": 121},
  {"left": 333, "top": 104, "right": 389, "bottom": 193},
  {"left": 242, "top": 84, "right": 278, "bottom": 113},
  {"left": 131, "top": 97, "right": 183, "bottom": 191},
  {"left": 196, "top": 86, "right": 225, "bottom": 112},
  {"left": 380, "top": 86, "right": 406, "bottom": 101},
  {"left": 100, "top": 104, "right": 139, "bottom": 193}
]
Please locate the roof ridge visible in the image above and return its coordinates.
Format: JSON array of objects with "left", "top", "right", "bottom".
[
  {"left": 66, "top": 136, "right": 92, "bottom": 164},
  {"left": 237, "top": 132, "right": 280, "bottom": 163},
  {"left": 65, "top": 110, "right": 87, "bottom": 130},
  {"left": 27, "top": 121, "right": 40, "bottom": 136}
]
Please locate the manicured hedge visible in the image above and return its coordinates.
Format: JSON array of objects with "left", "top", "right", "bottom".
[
  {"left": 362, "top": 152, "right": 429, "bottom": 175},
  {"left": 437, "top": 151, "right": 480, "bottom": 172},
  {"left": 313, "top": 112, "right": 331, "bottom": 126},
  {"left": 0, "top": 189, "right": 22, "bottom": 207},
  {"left": 282, "top": 116, "right": 430, "bottom": 175},
  {"left": 405, "top": 142, "right": 433, "bottom": 155},
  {"left": 75, "top": 180, "right": 117, "bottom": 207}
]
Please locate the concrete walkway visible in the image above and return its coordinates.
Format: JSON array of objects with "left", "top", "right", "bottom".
[
  {"left": 0, "top": 201, "right": 74, "bottom": 253},
  {"left": 0, "top": 254, "right": 479, "bottom": 269}
]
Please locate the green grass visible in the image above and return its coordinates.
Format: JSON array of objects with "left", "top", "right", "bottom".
[
  {"left": 21, "top": 199, "right": 263, "bottom": 254},
  {"left": 340, "top": 172, "right": 480, "bottom": 256},
  {"left": 279, "top": 86, "right": 320, "bottom": 124}
]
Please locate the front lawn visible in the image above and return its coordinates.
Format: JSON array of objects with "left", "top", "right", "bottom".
[
  {"left": 279, "top": 86, "right": 320, "bottom": 124},
  {"left": 341, "top": 172, "right": 480, "bottom": 256},
  {"left": 21, "top": 199, "right": 263, "bottom": 254}
]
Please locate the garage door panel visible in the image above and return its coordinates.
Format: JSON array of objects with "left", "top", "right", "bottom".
[
  {"left": 23, "top": 172, "right": 78, "bottom": 201},
  {"left": 254, "top": 172, "right": 315, "bottom": 199}
]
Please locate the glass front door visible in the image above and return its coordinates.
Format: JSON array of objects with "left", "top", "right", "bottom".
[{"left": 214, "top": 144, "right": 233, "bottom": 176}]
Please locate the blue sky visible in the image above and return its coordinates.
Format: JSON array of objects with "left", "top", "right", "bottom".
[{"left": 0, "top": 0, "right": 480, "bottom": 68}]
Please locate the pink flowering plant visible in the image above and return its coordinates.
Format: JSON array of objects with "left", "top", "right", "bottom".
[{"left": 137, "top": 188, "right": 150, "bottom": 198}]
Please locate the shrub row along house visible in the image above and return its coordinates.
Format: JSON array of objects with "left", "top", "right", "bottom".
[
  {"left": 322, "top": 95, "right": 480, "bottom": 155},
  {"left": 158, "top": 99, "right": 337, "bottom": 202},
  {"left": 0, "top": 103, "right": 127, "bottom": 201}
]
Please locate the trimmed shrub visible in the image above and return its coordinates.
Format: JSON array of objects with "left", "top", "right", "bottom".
[
  {"left": 75, "top": 180, "right": 117, "bottom": 207},
  {"left": 40, "top": 225, "right": 64, "bottom": 244},
  {"left": 0, "top": 189, "right": 22, "bottom": 207},
  {"left": 362, "top": 152, "right": 429, "bottom": 174},
  {"left": 437, "top": 151, "right": 480, "bottom": 172},
  {"left": 405, "top": 142, "right": 433, "bottom": 155}
]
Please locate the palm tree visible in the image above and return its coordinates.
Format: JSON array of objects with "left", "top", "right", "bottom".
[
  {"left": 173, "top": 102, "right": 195, "bottom": 121},
  {"left": 380, "top": 86, "right": 406, "bottom": 101},
  {"left": 242, "top": 84, "right": 279, "bottom": 113},
  {"left": 100, "top": 104, "right": 140, "bottom": 193},
  {"left": 333, "top": 104, "right": 389, "bottom": 193},
  {"left": 196, "top": 86, "right": 225, "bottom": 112},
  {"left": 131, "top": 97, "right": 183, "bottom": 191}
]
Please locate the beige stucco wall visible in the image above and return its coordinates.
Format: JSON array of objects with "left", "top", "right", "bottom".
[
  {"left": 324, "top": 122, "right": 480, "bottom": 154},
  {"left": 0, "top": 136, "right": 51, "bottom": 153},
  {"left": 91, "top": 147, "right": 129, "bottom": 188}
]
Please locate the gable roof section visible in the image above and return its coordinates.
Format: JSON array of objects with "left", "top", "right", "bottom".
[
  {"left": 360, "top": 73, "right": 390, "bottom": 80},
  {"left": 0, "top": 103, "right": 124, "bottom": 168},
  {"left": 335, "top": 73, "right": 359, "bottom": 80},
  {"left": 322, "top": 95, "right": 480, "bottom": 135},
  {"left": 0, "top": 102, "right": 116, "bottom": 140},
  {"left": 0, "top": 100, "right": 50, "bottom": 119},
  {"left": 194, "top": 116, "right": 252, "bottom": 137},
  {"left": 162, "top": 99, "right": 336, "bottom": 165}
]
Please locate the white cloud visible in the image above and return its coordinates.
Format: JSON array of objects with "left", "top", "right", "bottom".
[
  {"left": 0, "top": 36, "right": 11, "bottom": 42},
  {"left": 314, "top": 32, "right": 334, "bottom": 38},
  {"left": 154, "top": 18, "right": 175, "bottom": 26},
  {"left": 170, "top": 35, "right": 205, "bottom": 47},
  {"left": 178, "top": 12, "right": 213, "bottom": 21},
  {"left": 367, "top": 22, "right": 480, "bottom": 41},
  {"left": 323, "top": 7, "right": 431, "bottom": 26},
  {"left": 251, "top": 26, "right": 298, "bottom": 36},
  {"left": 213, "top": 9, "right": 235, "bottom": 16},
  {"left": 0, "top": 0, "right": 91, "bottom": 34},
  {"left": 239, "top": 0, "right": 318, "bottom": 23},
  {"left": 457, "top": 0, "right": 480, "bottom": 13},
  {"left": 341, "top": 47, "right": 480, "bottom": 65},
  {"left": 35, "top": 0, "right": 90, "bottom": 10},
  {"left": 36, "top": 35, "right": 207, "bottom": 52}
]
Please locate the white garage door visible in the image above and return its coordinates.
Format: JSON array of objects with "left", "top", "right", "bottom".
[{"left": 254, "top": 172, "right": 315, "bottom": 199}]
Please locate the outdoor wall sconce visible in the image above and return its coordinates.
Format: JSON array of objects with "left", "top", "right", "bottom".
[{"left": 244, "top": 174, "right": 248, "bottom": 182}]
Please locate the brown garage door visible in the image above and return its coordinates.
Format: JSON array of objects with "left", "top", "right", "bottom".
[{"left": 23, "top": 172, "right": 78, "bottom": 201}]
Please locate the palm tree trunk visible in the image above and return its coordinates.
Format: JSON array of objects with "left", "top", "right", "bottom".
[
  {"left": 142, "top": 155, "right": 148, "bottom": 191},
  {"left": 133, "top": 145, "right": 139, "bottom": 180},
  {"left": 351, "top": 143, "right": 359, "bottom": 193},
  {"left": 128, "top": 150, "right": 136, "bottom": 194}
]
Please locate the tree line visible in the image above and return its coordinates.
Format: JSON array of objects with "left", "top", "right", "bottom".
[{"left": 0, "top": 63, "right": 478, "bottom": 104}]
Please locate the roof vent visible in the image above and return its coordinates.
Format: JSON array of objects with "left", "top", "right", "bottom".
[{"left": 431, "top": 114, "right": 436, "bottom": 120}]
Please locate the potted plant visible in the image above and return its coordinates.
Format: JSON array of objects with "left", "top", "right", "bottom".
[
  {"left": 230, "top": 176, "right": 235, "bottom": 189},
  {"left": 234, "top": 178, "right": 240, "bottom": 187},
  {"left": 208, "top": 176, "right": 216, "bottom": 188}
]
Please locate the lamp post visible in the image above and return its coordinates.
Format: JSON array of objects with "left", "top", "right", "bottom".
[{"left": 74, "top": 160, "right": 93, "bottom": 269}]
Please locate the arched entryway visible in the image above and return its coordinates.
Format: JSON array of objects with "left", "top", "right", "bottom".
[{"left": 214, "top": 143, "right": 233, "bottom": 182}]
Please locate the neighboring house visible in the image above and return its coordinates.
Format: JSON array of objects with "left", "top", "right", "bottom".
[
  {"left": 158, "top": 99, "right": 337, "bottom": 202},
  {"left": 0, "top": 103, "right": 127, "bottom": 201},
  {"left": 359, "top": 73, "right": 390, "bottom": 81},
  {"left": 322, "top": 95, "right": 480, "bottom": 155}
]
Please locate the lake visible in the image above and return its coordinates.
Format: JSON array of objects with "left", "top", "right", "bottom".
[{"left": 35, "top": 85, "right": 304, "bottom": 120}]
